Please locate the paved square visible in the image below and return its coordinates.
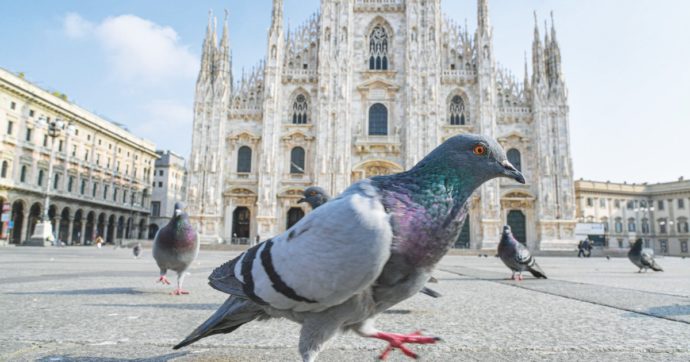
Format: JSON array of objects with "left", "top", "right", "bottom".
[{"left": 1, "top": 247, "right": 689, "bottom": 361}]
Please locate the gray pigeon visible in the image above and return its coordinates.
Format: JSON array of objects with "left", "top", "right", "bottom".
[
  {"left": 153, "top": 202, "right": 200, "bottom": 295},
  {"left": 497, "top": 225, "right": 547, "bottom": 280},
  {"left": 628, "top": 238, "right": 663, "bottom": 272},
  {"left": 298, "top": 186, "right": 442, "bottom": 299},
  {"left": 133, "top": 243, "right": 142, "bottom": 258},
  {"left": 174, "top": 134, "right": 525, "bottom": 361}
]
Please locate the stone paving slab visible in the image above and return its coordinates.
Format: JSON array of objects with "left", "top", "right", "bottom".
[{"left": 1, "top": 247, "right": 689, "bottom": 361}]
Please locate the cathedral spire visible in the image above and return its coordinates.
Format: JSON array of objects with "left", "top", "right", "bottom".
[
  {"left": 531, "top": 11, "right": 545, "bottom": 86},
  {"left": 477, "top": 0, "right": 490, "bottom": 35},
  {"left": 198, "top": 10, "right": 216, "bottom": 84},
  {"left": 270, "top": 0, "right": 284, "bottom": 32},
  {"left": 217, "top": 9, "right": 232, "bottom": 88},
  {"left": 524, "top": 51, "right": 530, "bottom": 91}
]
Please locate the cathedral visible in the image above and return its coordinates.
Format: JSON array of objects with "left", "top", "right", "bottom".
[{"left": 186, "top": 0, "right": 577, "bottom": 250}]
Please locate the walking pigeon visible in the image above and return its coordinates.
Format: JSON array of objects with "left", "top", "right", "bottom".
[
  {"left": 133, "top": 243, "right": 142, "bottom": 258},
  {"left": 497, "top": 225, "right": 547, "bottom": 280},
  {"left": 174, "top": 134, "right": 525, "bottom": 361},
  {"left": 153, "top": 203, "right": 200, "bottom": 295},
  {"left": 628, "top": 238, "right": 663, "bottom": 272},
  {"left": 298, "top": 185, "right": 442, "bottom": 299}
]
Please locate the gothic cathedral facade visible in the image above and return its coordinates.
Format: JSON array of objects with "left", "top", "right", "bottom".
[{"left": 186, "top": 0, "right": 577, "bottom": 250}]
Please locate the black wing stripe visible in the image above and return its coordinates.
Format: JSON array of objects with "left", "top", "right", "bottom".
[
  {"left": 240, "top": 243, "right": 268, "bottom": 305},
  {"left": 261, "top": 239, "right": 318, "bottom": 304}
]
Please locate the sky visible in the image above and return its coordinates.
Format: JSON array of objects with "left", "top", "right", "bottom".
[{"left": 0, "top": 0, "right": 688, "bottom": 183}]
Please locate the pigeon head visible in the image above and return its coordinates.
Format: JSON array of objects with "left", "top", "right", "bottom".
[
  {"left": 173, "top": 202, "right": 185, "bottom": 218},
  {"left": 503, "top": 225, "right": 512, "bottom": 234},
  {"left": 298, "top": 186, "right": 330, "bottom": 209},
  {"left": 415, "top": 134, "right": 525, "bottom": 187}
]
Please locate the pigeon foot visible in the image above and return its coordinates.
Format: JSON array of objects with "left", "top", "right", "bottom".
[
  {"left": 157, "top": 276, "right": 171, "bottom": 285},
  {"left": 170, "top": 288, "right": 190, "bottom": 296},
  {"left": 371, "top": 330, "right": 440, "bottom": 360}
]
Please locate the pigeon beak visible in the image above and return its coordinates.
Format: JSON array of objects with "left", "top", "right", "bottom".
[
  {"left": 501, "top": 160, "right": 526, "bottom": 184},
  {"left": 174, "top": 209, "right": 182, "bottom": 217},
  {"left": 297, "top": 198, "right": 306, "bottom": 204}
]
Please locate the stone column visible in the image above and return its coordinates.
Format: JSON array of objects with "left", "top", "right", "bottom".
[
  {"left": 79, "top": 220, "right": 86, "bottom": 245},
  {"left": 67, "top": 217, "right": 74, "bottom": 245},
  {"left": 20, "top": 211, "right": 29, "bottom": 243},
  {"left": 53, "top": 216, "right": 61, "bottom": 243}
]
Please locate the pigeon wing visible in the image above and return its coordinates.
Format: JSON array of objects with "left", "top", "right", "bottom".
[{"left": 221, "top": 181, "right": 393, "bottom": 313}]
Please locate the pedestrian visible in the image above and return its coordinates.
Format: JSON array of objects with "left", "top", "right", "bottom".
[
  {"left": 585, "top": 238, "right": 593, "bottom": 257},
  {"left": 95, "top": 235, "right": 104, "bottom": 249},
  {"left": 577, "top": 239, "right": 585, "bottom": 258}
]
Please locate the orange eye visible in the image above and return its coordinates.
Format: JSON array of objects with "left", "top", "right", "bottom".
[{"left": 473, "top": 145, "right": 486, "bottom": 156}]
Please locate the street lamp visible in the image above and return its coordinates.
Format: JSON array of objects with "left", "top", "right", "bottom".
[
  {"left": 26, "top": 116, "right": 76, "bottom": 246},
  {"left": 634, "top": 201, "right": 655, "bottom": 247}
]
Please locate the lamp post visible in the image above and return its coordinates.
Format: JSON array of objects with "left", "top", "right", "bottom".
[{"left": 26, "top": 116, "right": 75, "bottom": 246}]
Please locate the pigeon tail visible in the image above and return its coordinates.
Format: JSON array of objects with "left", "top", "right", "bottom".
[
  {"left": 173, "top": 296, "right": 265, "bottom": 349},
  {"left": 650, "top": 262, "right": 663, "bottom": 272},
  {"left": 419, "top": 287, "right": 442, "bottom": 298},
  {"left": 528, "top": 263, "right": 547, "bottom": 279}
]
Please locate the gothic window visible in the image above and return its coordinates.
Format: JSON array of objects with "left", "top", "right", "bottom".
[
  {"left": 507, "top": 149, "right": 522, "bottom": 172},
  {"left": 292, "top": 94, "right": 308, "bottom": 124},
  {"left": 368, "top": 103, "right": 388, "bottom": 136},
  {"left": 237, "top": 146, "right": 252, "bottom": 173},
  {"left": 369, "top": 25, "right": 388, "bottom": 70},
  {"left": 290, "top": 147, "right": 305, "bottom": 174},
  {"left": 448, "top": 95, "right": 467, "bottom": 125}
]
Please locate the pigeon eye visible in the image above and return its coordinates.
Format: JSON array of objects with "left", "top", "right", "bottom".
[
  {"left": 473, "top": 145, "right": 486, "bottom": 156},
  {"left": 310, "top": 192, "right": 316, "bottom": 196}
]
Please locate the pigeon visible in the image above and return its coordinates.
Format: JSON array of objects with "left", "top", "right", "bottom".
[
  {"left": 628, "top": 238, "right": 663, "bottom": 272},
  {"left": 173, "top": 134, "right": 525, "bottom": 361},
  {"left": 298, "top": 186, "right": 330, "bottom": 209},
  {"left": 153, "top": 202, "right": 200, "bottom": 295},
  {"left": 497, "top": 225, "right": 547, "bottom": 280},
  {"left": 298, "top": 186, "right": 442, "bottom": 299},
  {"left": 133, "top": 243, "right": 142, "bottom": 258}
]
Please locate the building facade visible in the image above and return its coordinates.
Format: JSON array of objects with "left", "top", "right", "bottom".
[
  {"left": 187, "top": 0, "right": 578, "bottom": 250},
  {"left": 575, "top": 179, "right": 690, "bottom": 256},
  {"left": 149, "top": 150, "right": 187, "bottom": 237},
  {"left": 0, "top": 67, "right": 158, "bottom": 245}
]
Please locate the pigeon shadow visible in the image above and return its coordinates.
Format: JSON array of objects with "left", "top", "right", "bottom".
[
  {"left": 644, "top": 304, "right": 690, "bottom": 317},
  {"left": 8, "top": 287, "right": 147, "bottom": 296},
  {"left": 36, "top": 351, "right": 189, "bottom": 362},
  {"left": 88, "top": 303, "right": 219, "bottom": 310},
  {"left": 383, "top": 309, "right": 412, "bottom": 315}
]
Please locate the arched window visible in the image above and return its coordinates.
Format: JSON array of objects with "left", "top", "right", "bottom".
[
  {"left": 292, "top": 94, "right": 308, "bottom": 124},
  {"left": 0, "top": 161, "right": 7, "bottom": 178},
  {"left": 614, "top": 218, "right": 623, "bottom": 233},
  {"left": 237, "top": 146, "right": 252, "bottom": 173},
  {"left": 641, "top": 218, "right": 650, "bottom": 233},
  {"left": 627, "top": 218, "right": 636, "bottom": 232},
  {"left": 290, "top": 147, "right": 305, "bottom": 174},
  {"left": 507, "top": 149, "right": 522, "bottom": 172},
  {"left": 369, "top": 25, "right": 389, "bottom": 70},
  {"left": 678, "top": 218, "right": 689, "bottom": 233},
  {"left": 286, "top": 208, "right": 305, "bottom": 229},
  {"left": 658, "top": 218, "right": 667, "bottom": 234},
  {"left": 20, "top": 165, "right": 27, "bottom": 182},
  {"left": 368, "top": 103, "right": 388, "bottom": 135},
  {"left": 37, "top": 169, "right": 44, "bottom": 186},
  {"left": 449, "top": 95, "right": 467, "bottom": 125}
]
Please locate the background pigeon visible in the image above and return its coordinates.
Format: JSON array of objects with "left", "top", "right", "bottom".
[
  {"left": 153, "top": 202, "right": 200, "bottom": 295},
  {"left": 497, "top": 225, "right": 547, "bottom": 280},
  {"left": 628, "top": 238, "right": 663, "bottom": 272},
  {"left": 299, "top": 185, "right": 442, "bottom": 299},
  {"left": 174, "top": 134, "right": 525, "bottom": 361},
  {"left": 133, "top": 243, "right": 142, "bottom": 258}
]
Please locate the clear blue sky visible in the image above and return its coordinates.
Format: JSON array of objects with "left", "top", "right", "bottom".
[{"left": 1, "top": 1, "right": 688, "bottom": 183}]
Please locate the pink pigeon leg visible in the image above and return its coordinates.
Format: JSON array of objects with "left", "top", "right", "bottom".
[
  {"left": 156, "top": 275, "right": 171, "bottom": 285},
  {"left": 370, "top": 331, "right": 440, "bottom": 360}
]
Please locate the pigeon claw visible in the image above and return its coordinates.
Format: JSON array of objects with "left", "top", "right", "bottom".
[
  {"left": 372, "top": 331, "right": 440, "bottom": 360},
  {"left": 170, "top": 289, "right": 190, "bottom": 296},
  {"left": 157, "top": 276, "right": 171, "bottom": 285}
]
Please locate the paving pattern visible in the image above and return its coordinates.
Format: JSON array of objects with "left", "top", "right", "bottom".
[{"left": 1, "top": 247, "right": 689, "bottom": 361}]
